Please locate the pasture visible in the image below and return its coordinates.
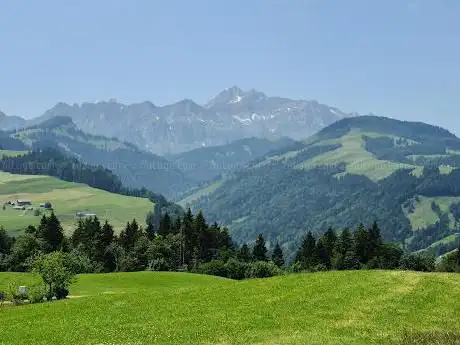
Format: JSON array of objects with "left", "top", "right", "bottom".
[
  {"left": 0, "top": 172, "right": 153, "bottom": 235},
  {"left": 0, "top": 270, "right": 459, "bottom": 345}
]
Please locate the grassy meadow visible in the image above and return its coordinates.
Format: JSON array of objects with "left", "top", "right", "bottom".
[
  {"left": 0, "top": 172, "right": 153, "bottom": 235},
  {"left": 0, "top": 270, "right": 459, "bottom": 345}
]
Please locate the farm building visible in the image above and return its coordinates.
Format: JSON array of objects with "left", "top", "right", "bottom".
[
  {"left": 76, "top": 212, "right": 97, "bottom": 218},
  {"left": 16, "top": 200, "right": 32, "bottom": 206},
  {"left": 13, "top": 205, "right": 25, "bottom": 210}
]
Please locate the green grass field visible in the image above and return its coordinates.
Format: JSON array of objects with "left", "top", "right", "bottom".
[
  {"left": 297, "top": 132, "right": 416, "bottom": 181},
  {"left": 0, "top": 172, "right": 153, "bottom": 235},
  {"left": 0, "top": 271, "right": 459, "bottom": 345},
  {"left": 404, "top": 195, "right": 460, "bottom": 231},
  {"left": 0, "top": 149, "right": 29, "bottom": 157}
]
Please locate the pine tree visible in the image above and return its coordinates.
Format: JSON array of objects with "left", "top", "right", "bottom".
[
  {"left": 353, "top": 223, "right": 369, "bottom": 265},
  {"left": 322, "top": 228, "right": 337, "bottom": 266},
  {"left": 333, "top": 228, "right": 355, "bottom": 270},
  {"left": 145, "top": 222, "right": 156, "bottom": 241},
  {"left": 0, "top": 226, "right": 13, "bottom": 254},
  {"left": 252, "top": 234, "right": 268, "bottom": 261},
  {"left": 237, "top": 243, "right": 251, "bottom": 262},
  {"left": 37, "top": 212, "right": 64, "bottom": 253},
  {"left": 158, "top": 212, "right": 172, "bottom": 237},
  {"left": 119, "top": 219, "right": 140, "bottom": 252},
  {"left": 295, "top": 231, "right": 318, "bottom": 269},
  {"left": 272, "top": 242, "right": 285, "bottom": 267},
  {"left": 316, "top": 239, "right": 329, "bottom": 268},
  {"left": 368, "top": 221, "right": 383, "bottom": 260}
]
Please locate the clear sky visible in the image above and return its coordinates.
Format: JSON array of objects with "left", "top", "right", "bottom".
[{"left": 0, "top": 0, "right": 459, "bottom": 133}]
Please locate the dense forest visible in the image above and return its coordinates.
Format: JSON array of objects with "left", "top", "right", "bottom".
[{"left": 1, "top": 212, "right": 459, "bottom": 286}]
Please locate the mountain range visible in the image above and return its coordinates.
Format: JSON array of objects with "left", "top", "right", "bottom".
[{"left": 0, "top": 86, "right": 350, "bottom": 155}]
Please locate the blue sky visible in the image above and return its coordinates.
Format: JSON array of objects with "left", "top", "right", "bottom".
[{"left": 1, "top": 0, "right": 459, "bottom": 133}]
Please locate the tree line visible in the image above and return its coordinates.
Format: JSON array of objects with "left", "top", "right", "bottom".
[{"left": 1, "top": 212, "right": 459, "bottom": 283}]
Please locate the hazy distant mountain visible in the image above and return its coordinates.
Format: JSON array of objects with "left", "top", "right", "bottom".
[
  {"left": 0, "top": 111, "right": 26, "bottom": 130},
  {"left": 17, "top": 87, "right": 350, "bottom": 155}
]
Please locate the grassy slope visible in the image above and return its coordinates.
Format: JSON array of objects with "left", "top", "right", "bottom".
[
  {"left": 0, "top": 149, "right": 29, "bottom": 157},
  {"left": 298, "top": 131, "right": 417, "bottom": 181},
  {"left": 0, "top": 172, "right": 152, "bottom": 235},
  {"left": 404, "top": 196, "right": 460, "bottom": 230},
  {"left": 0, "top": 271, "right": 459, "bottom": 345}
]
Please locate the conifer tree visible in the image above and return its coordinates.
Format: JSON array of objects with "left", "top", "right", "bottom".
[
  {"left": 252, "top": 234, "right": 268, "bottom": 261},
  {"left": 158, "top": 212, "right": 172, "bottom": 237},
  {"left": 353, "top": 223, "right": 369, "bottom": 265},
  {"left": 237, "top": 243, "right": 251, "bottom": 262},
  {"left": 37, "top": 212, "right": 64, "bottom": 253},
  {"left": 295, "top": 231, "right": 318, "bottom": 269},
  {"left": 368, "top": 221, "right": 383, "bottom": 259},
  {"left": 0, "top": 227, "right": 13, "bottom": 254},
  {"left": 119, "top": 219, "right": 140, "bottom": 252},
  {"left": 272, "top": 242, "right": 285, "bottom": 267}
]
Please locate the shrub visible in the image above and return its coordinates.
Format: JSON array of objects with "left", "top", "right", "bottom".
[
  {"left": 314, "top": 264, "right": 328, "bottom": 272},
  {"left": 33, "top": 209, "right": 41, "bottom": 217},
  {"left": 196, "top": 260, "right": 228, "bottom": 278},
  {"left": 225, "top": 258, "right": 249, "bottom": 280},
  {"left": 247, "top": 261, "right": 283, "bottom": 278},
  {"left": 28, "top": 284, "right": 46, "bottom": 304},
  {"left": 400, "top": 253, "right": 435, "bottom": 272},
  {"left": 55, "top": 287, "right": 69, "bottom": 300}
]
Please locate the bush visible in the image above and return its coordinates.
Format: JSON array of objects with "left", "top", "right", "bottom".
[
  {"left": 7, "top": 281, "right": 26, "bottom": 305},
  {"left": 225, "top": 258, "right": 249, "bottom": 280},
  {"left": 196, "top": 260, "right": 229, "bottom": 278},
  {"left": 33, "top": 209, "right": 41, "bottom": 217},
  {"left": 28, "top": 284, "right": 46, "bottom": 304},
  {"left": 400, "top": 253, "right": 435, "bottom": 272},
  {"left": 55, "top": 287, "right": 69, "bottom": 300},
  {"left": 247, "top": 261, "right": 283, "bottom": 278}
]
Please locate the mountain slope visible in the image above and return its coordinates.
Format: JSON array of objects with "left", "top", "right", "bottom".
[
  {"left": 6, "top": 116, "right": 191, "bottom": 198},
  {"left": 0, "top": 111, "right": 26, "bottom": 131},
  {"left": 22, "top": 87, "right": 350, "bottom": 155},
  {"left": 184, "top": 116, "right": 460, "bottom": 255},
  {"left": 0, "top": 171, "right": 153, "bottom": 235},
  {"left": 168, "top": 136, "right": 296, "bottom": 183}
]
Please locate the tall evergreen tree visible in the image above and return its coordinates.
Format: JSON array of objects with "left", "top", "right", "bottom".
[
  {"left": 295, "top": 231, "right": 318, "bottom": 269},
  {"left": 237, "top": 243, "right": 251, "bottom": 262},
  {"left": 322, "top": 228, "right": 337, "bottom": 265},
  {"left": 37, "top": 212, "right": 64, "bottom": 253},
  {"left": 0, "top": 226, "right": 13, "bottom": 254},
  {"left": 119, "top": 219, "right": 140, "bottom": 252},
  {"left": 353, "top": 223, "right": 369, "bottom": 265},
  {"left": 272, "top": 242, "right": 285, "bottom": 267},
  {"left": 368, "top": 221, "right": 383, "bottom": 259},
  {"left": 252, "top": 234, "right": 268, "bottom": 261},
  {"left": 158, "top": 212, "right": 172, "bottom": 237}
]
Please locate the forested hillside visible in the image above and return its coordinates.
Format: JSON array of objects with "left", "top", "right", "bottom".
[
  {"left": 186, "top": 116, "right": 460, "bottom": 255},
  {"left": 4, "top": 116, "right": 191, "bottom": 198},
  {"left": 168, "top": 137, "right": 295, "bottom": 184}
]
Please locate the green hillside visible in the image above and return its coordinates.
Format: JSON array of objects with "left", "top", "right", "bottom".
[
  {"left": 185, "top": 116, "right": 460, "bottom": 255},
  {"left": 0, "top": 172, "right": 153, "bottom": 235},
  {"left": 6, "top": 116, "right": 190, "bottom": 198},
  {"left": 0, "top": 270, "right": 459, "bottom": 345},
  {"left": 168, "top": 137, "right": 296, "bottom": 184}
]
